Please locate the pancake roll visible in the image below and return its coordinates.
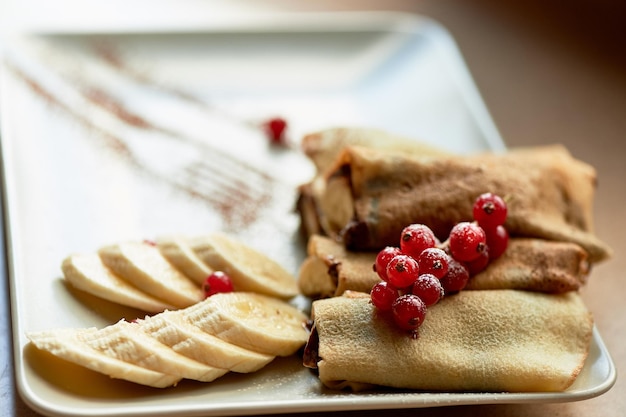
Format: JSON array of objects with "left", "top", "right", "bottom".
[
  {"left": 304, "top": 290, "right": 593, "bottom": 392},
  {"left": 298, "top": 235, "right": 590, "bottom": 298},
  {"left": 298, "top": 129, "right": 611, "bottom": 263}
]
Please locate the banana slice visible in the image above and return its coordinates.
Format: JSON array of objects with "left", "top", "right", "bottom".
[
  {"left": 191, "top": 233, "right": 299, "bottom": 299},
  {"left": 82, "top": 320, "right": 228, "bottom": 382},
  {"left": 99, "top": 242, "right": 203, "bottom": 309},
  {"left": 138, "top": 310, "right": 275, "bottom": 373},
  {"left": 156, "top": 235, "right": 213, "bottom": 285},
  {"left": 27, "top": 328, "right": 181, "bottom": 388},
  {"left": 184, "top": 292, "right": 309, "bottom": 357},
  {"left": 62, "top": 253, "right": 177, "bottom": 313}
]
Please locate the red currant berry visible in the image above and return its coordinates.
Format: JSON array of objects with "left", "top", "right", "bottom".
[
  {"left": 417, "top": 247, "right": 450, "bottom": 279},
  {"left": 386, "top": 254, "right": 420, "bottom": 289},
  {"left": 202, "top": 271, "right": 234, "bottom": 298},
  {"left": 439, "top": 258, "right": 470, "bottom": 293},
  {"left": 392, "top": 294, "right": 427, "bottom": 331},
  {"left": 370, "top": 281, "right": 399, "bottom": 311},
  {"left": 473, "top": 193, "right": 507, "bottom": 230},
  {"left": 412, "top": 274, "right": 445, "bottom": 306},
  {"left": 465, "top": 248, "right": 490, "bottom": 276},
  {"left": 374, "top": 246, "right": 402, "bottom": 282},
  {"left": 264, "top": 117, "right": 288, "bottom": 146},
  {"left": 400, "top": 224, "right": 437, "bottom": 259},
  {"left": 448, "top": 222, "right": 487, "bottom": 262},
  {"left": 486, "top": 224, "right": 509, "bottom": 260}
]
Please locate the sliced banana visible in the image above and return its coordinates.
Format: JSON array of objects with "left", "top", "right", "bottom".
[
  {"left": 82, "top": 320, "right": 228, "bottom": 382},
  {"left": 184, "top": 292, "right": 309, "bottom": 357},
  {"left": 99, "top": 242, "right": 203, "bottom": 309},
  {"left": 62, "top": 253, "right": 177, "bottom": 313},
  {"left": 138, "top": 310, "right": 275, "bottom": 373},
  {"left": 156, "top": 235, "right": 213, "bottom": 285},
  {"left": 191, "top": 233, "right": 299, "bottom": 299},
  {"left": 27, "top": 328, "right": 180, "bottom": 388}
]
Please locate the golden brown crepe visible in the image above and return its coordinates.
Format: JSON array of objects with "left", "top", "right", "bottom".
[
  {"left": 305, "top": 290, "right": 593, "bottom": 392},
  {"left": 466, "top": 238, "right": 589, "bottom": 292},
  {"left": 305, "top": 144, "right": 610, "bottom": 263},
  {"left": 298, "top": 235, "right": 590, "bottom": 298}
]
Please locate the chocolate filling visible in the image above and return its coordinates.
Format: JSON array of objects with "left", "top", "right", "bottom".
[{"left": 302, "top": 324, "right": 320, "bottom": 369}]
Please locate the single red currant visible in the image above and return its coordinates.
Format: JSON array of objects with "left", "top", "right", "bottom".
[
  {"left": 386, "top": 254, "right": 420, "bottom": 289},
  {"left": 486, "top": 224, "right": 509, "bottom": 260},
  {"left": 417, "top": 247, "right": 450, "bottom": 279},
  {"left": 370, "top": 281, "right": 398, "bottom": 311},
  {"left": 439, "top": 258, "right": 470, "bottom": 293},
  {"left": 392, "top": 294, "right": 427, "bottom": 331},
  {"left": 374, "top": 246, "right": 402, "bottom": 282},
  {"left": 448, "top": 222, "right": 487, "bottom": 262},
  {"left": 465, "top": 248, "right": 490, "bottom": 276},
  {"left": 400, "top": 224, "right": 437, "bottom": 259},
  {"left": 473, "top": 193, "right": 507, "bottom": 230},
  {"left": 264, "top": 117, "right": 288, "bottom": 146},
  {"left": 411, "top": 274, "right": 445, "bottom": 306},
  {"left": 202, "top": 271, "right": 234, "bottom": 298}
]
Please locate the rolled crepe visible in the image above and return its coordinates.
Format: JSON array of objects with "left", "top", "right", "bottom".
[
  {"left": 308, "top": 144, "right": 611, "bottom": 263},
  {"left": 466, "top": 238, "right": 589, "bottom": 292},
  {"left": 306, "top": 290, "right": 593, "bottom": 392},
  {"left": 298, "top": 235, "right": 590, "bottom": 298}
]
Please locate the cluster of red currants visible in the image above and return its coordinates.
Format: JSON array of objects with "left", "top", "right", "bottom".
[{"left": 370, "top": 193, "right": 509, "bottom": 336}]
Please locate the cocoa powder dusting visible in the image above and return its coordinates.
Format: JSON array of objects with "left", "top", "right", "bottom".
[
  {"left": 7, "top": 57, "right": 276, "bottom": 230},
  {"left": 91, "top": 40, "right": 227, "bottom": 110},
  {"left": 6, "top": 62, "right": 138, "bottom": 168},
  {"left": 91, "top": 40, "right": 151, "bottom": 84},
  {"left": 80, "top": 53, "right": 274, "bottom": 183},
  {"left": 84, "top": 88, "right": 151, "bottom": 128}
]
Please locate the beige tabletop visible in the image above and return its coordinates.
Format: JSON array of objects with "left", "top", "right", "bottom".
[{"left": 2, "top": 1, "right": 625, "bottom": 416}]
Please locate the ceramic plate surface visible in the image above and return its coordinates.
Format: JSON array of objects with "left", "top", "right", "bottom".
[{"left": 0, "top": 12, "right": 615, "bottom": 417}]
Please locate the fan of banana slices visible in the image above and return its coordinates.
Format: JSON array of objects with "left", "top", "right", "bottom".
[
  {"left": 28, "top": 292, "right": 309, "bottom": 387},
  {"left": 27, "top": 233, "right": 308, "bottom": 388},
  {"left": 62, "top": 232, "right": 300, "bottom": 312}
]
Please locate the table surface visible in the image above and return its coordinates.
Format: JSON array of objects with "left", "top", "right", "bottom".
[{"left": 2, "top": 1, "right": 625, "bottom": 416}]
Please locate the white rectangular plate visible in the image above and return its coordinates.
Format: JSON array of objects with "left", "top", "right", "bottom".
[{"left": 0, "top": 11, "right": 615, "bottom": 417}]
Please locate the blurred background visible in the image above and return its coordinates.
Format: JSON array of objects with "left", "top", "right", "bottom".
[{"left": 1, "top": 1, "right": 624, "bottom": 416}]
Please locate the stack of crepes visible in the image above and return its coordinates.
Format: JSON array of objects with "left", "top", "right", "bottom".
[{"left": 296, "top": 127, "right": 612, "bottom": 392}]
